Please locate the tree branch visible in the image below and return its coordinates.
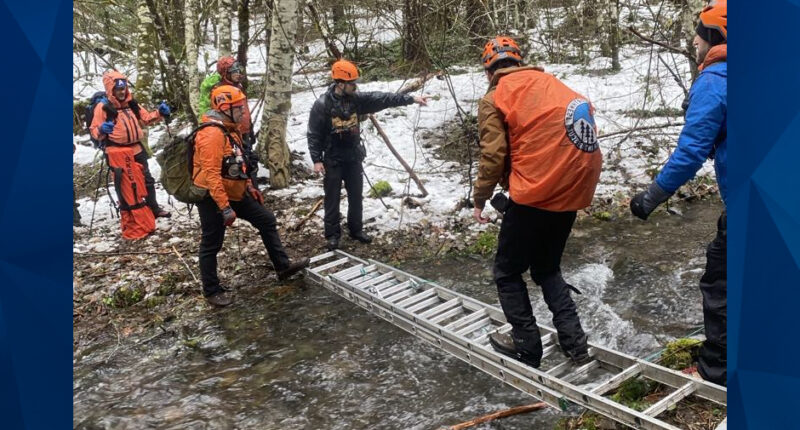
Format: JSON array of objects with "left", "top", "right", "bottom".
[{"left": 627, "top": 26, "right": 693, "bottom": 59}]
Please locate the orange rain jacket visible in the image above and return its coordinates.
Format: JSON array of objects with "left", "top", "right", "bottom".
[
  {"left": 192, "top": 112, "right": 251, "bottom": 210},
  {"left": 474, "top": 66, "right": 602, "bottom": 211},
  {"left": 89, "top": 71, "right": 163, "bottom": 155}
]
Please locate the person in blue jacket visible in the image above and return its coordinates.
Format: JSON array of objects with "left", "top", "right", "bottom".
[{"left": 629, "top": 0, "right": 727, "bottom": 386}]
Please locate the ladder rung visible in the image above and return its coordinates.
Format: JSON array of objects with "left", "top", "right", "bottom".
[
  {"left": 419, "top": 298, "right": 460, "bottom": 319},
  {"left": 354, "top": 272, "right": 394, "bottom": 288},
  {"left": 429, "top": 306, "right": 465, "bottom": 325},
  {"left": 591, "top": 363, "right": 642, "bottom": 395},
  {"left": 341, "top": 264, "right": 378, "bottom": 282},
  {"left": 331, "top": 263, "right": 363, "bottom": 279},
  {"left": 313, "top": 257, "right": 350, "bottom": 273},
  {"left": 541, "top": 343, "right": 559, "bottom": 359},
  {"left": 386, "top": 287, "right": 416, "bottom": 303},
  {"left": 406, "top": 295, "right": 443, "bottom": 314},
  {"left": 395, "top": 289, "right": 437, "bottom": 309},
  {"left": 309, "top": 251, "right": 336, "bottom": 264},
  {"left": 380, "top": 281, "right": 412, "bottom": 298},
  {"left": 546, "top": 360, "right": 573, "bottom": 376},
  {"left": 643, "top": 382, "right": 696, "bottom": 417},
  {"left": 562, "top": 360, "right": 600, "bottom": 384},
  {"left": 455, "top": 317, "right": 492, "bottom": 337},
  {"left": 445, "top": 309, "right": 487, "bottom": 331},
  {"left": 373, "top": 279, "right": 398, "bottom": 292},
  {"left": 473, "top": 323, "right": 511, "bottom": 345}
]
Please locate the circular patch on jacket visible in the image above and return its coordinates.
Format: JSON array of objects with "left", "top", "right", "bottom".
[{"left": 565, "top": 99, "right": 598, "bottom": 152}]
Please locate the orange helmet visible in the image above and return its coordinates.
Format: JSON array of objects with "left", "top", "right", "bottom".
[
  {"left": 481, "top": 36, "right": 523, "bottom": 69},
  {"left": 210, "top": 85, "right": 246, "bottom": 111},
  {"left": 331, "top": 59, "right": 359, "bottom": 82},
  {"left": 698, "top": 0, "right": 727, "bottom": 41}
]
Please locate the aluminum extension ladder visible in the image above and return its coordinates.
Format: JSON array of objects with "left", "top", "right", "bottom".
[{"left": 304, "top": 250, "right": 727, "bottom": 430}]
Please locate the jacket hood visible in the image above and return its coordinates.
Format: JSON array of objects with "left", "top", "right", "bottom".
[
  {"left": 489, "top": 65, "right": 545, "bottom": 88},
  {"left": 102, "top": 70, "right": 132, "bottom": 108},
  {"left": 699, "top": 44, "right": 727, "bottom": 72},
  {"left": 202, "top": 111, "right": 239, "bottom": 130}
]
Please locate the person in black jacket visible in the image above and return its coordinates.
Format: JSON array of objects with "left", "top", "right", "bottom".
[{"left": 307, "top": 59, "right": 429, "bottom": 250}]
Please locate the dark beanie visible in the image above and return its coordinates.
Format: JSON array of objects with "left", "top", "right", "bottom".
[{"left": 696, "top": 21, "right": 726, "bottom": 46}]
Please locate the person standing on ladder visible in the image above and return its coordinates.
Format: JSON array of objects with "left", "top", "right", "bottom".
[
  {"left": 629, "top": 0, "right": 727, "bottom": 386},
  {"left": 473, "top": 37, "right": 603, "bottom": 368},
  {"left": 307, "top": 59, "right": 430, "bottom": 251}
]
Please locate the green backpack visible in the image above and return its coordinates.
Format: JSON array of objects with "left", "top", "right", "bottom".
[
  {"left": 197, "top": 73, "right": 221, "bottom": 121},
  {"left": 157, "top": 123, "right": 230, "bottom": 204}
]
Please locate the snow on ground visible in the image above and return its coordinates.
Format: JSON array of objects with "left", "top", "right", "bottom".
[{"left": 74, "top": 30, "right": 716, "bottom": 243}]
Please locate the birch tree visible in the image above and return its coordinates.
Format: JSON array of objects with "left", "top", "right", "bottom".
[
  {"left": 218, "top": 0, "right": 234, "bottom": 55},
  {"left": 136, "top": 3, "right": 156, "bottom": 102},
  {"left": 185, "top": 0, "right": 201, "bottom": 117},
  {"left": 258, "top": 0, "right": 300, "bottom": 189},
  {"left": 681, "top": 0, "right": 705, "bottom": 79}
]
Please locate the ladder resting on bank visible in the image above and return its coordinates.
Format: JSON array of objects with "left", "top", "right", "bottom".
[{"left": 304, "top": 250, "right": 727, "bottom": 430}]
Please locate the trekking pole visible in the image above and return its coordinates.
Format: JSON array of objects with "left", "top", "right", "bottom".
[{"left": 88, "top": 156, "right": 105, "bottom": 235}]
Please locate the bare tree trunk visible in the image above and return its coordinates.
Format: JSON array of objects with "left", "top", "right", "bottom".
[
  {"left": 607, "top": 0, "right": 621, "bottom": 70},
  {"left": 237, "top": 0, "right": 251, "bottom": 83},
  {"left": 185, "top": 0, "right": 200, "bottom": 116},
  {"left": 681, "top": 0, "right": 704, "bottom": 79},
  {"left": 402, "top": 0, "right": 429, "bottom": 68},
  {"left": 258, "top": 0, "right": 300, "bottom": 189},
  {"left": 218, "top": 0, "right": 233, "bottom": 55},
  {"left": 136, "top": 3, "right": 156, "bottom": 102}
]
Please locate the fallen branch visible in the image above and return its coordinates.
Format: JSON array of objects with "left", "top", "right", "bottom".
[
  {"left": 291, "top": 198, "right": 324, "bottom": 231},
  {"left": 368, "top": 115, "right": 429, "bottom": 197},
  {"left": 172, "top": 245, "right": 199, "bottom": 284},
  {"left": 448, "top": 402, "right": 548, "bottom": 430},
  {"left": 74, "top": 251, "right": 173, "bottom": 257},
  {"left": 627, "top": 26, "right": 693, "bottom": 59},
  {"left": 600, "top": 122, "right": 685, "bottom": 139}
]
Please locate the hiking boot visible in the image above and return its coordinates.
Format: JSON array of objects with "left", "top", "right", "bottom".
[
  {"left": 561, "top": 337, "right": 592, "bottom": 366},
  {"left": 153, "top": 207, "right": 172, "bottom": 218},
  {"left": 206, "top": 291, "right": 233, "bottom": 307},
  {"left": 327, "top": 237, "right": 340, "bottom": 251},
  {"left": 489, "top": 332, "right": 541, "bottom": 368},
  {"left": 349, "top": 231, "right": 372, "bottom": 244},
  {"left": 277, "top": 257, "right": 310, "bottom": 281}
]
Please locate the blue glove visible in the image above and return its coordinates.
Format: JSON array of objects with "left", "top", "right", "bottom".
[
  {"left": 158, "top": 101, "right": 171, "bottom": 116},
  {"left": 100, "top": 121, "right": 115, "bottom": 135}
]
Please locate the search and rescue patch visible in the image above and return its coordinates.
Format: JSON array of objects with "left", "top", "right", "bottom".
[
  {"left": 331, "top": 113, "right": 359, "bottom": 135},
  {"left": 564, "top": 99, "right": 598, "bottom": 153}
]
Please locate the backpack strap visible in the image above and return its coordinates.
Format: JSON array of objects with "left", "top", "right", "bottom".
[{"left": 186, "top": 122, "right": 235, "bottom": 178}]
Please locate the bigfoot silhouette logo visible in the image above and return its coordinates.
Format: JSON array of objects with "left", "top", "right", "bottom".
[{"left": 565, "top": 99, "right": 598, "bottom": 153}]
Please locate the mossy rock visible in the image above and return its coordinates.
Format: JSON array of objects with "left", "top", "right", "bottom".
[
  {"left": 659, "top": 338, "right": 702, "bottom": 370},
  {"left": 368, "top": 180, "right": 392, "bottom": 198}
]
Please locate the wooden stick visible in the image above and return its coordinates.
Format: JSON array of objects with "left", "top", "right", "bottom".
[
  {"left": 448, "top": 402, "right": 549, "bottom": 430},
  {"left": 172, "top": 245, "right": 199, "bottom": 284},
  {"left": 599, "top": 122, "right": 685, "bottom": 139},
  {"left": 368, "top": 114, "right": 429, "bottom": 197},
  {"left": 627, "top": 26, "right": 693, "bottom": 59},
  {"left": 292, "top": 198, "right": 324, "bottom": 231}
]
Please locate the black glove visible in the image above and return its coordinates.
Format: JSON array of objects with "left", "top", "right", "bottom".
[
  {"left": 222, "top": 206, "right": 237, "bottom": 226},
  {"left": 630, "top": 182, "right": 673, "bottom": 220}
]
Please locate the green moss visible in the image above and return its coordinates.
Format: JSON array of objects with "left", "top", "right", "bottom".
[
  {"left": 103, "top": 285, "right": 145, "bottom": 308},
  {"left": 659, "top": 338, "right": 702, "bottom": 370},
  {"left": 592, "top": 211, "right": 612, "bottom": 221},
  {"left": 368, "top": 180, "right": 392, "bottom": 198},
  {"left": 183, "top": 338, "right": 200, "bottom": 348},
  {"left": 610, "top": 377, "right": 658, "bottom": 411},
  {"left": 468, "top": 231, "right": 498, "bottom": 256},
  {"left": 144, "top": 296, "right": 166, "bottom": 308}
]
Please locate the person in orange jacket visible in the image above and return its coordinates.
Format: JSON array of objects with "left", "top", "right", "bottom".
[
  {"left": 89, "top": 70, "right": 171, "bottom": 218},
  {"left": 193, "top": 85, "right": 309, "bottom": 307},
  {"left": 213, "top": 56, "right": 259, "bottom": 184},
  {"left": 473, "top": 37, "right": 602, "bottom": 368}
]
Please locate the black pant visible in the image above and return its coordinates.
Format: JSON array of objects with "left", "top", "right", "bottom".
[
  {"left": 323, "top": 159, "right": 363, "bottom": 239},
  {"left": 697, "top": 212, "right": 727, "bottom": 386},
  {"left": 133, "top": 150, "right": 161, "bottom": 213},
  {"left": 197, "top": 194, "right": 290, "bottom": 297},
  {"left": 493, "top": 202, "right": 586, "bottom": 357}
]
